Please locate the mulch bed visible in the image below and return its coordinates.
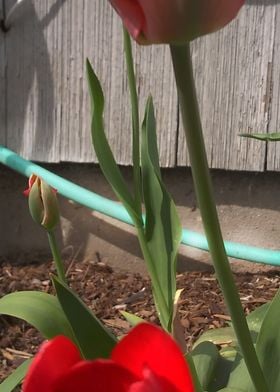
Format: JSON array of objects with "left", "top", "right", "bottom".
[{"left": 1, "top": 257, "right": 280, "bottom": 384}]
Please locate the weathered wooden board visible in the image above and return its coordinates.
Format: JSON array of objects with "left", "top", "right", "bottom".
[
  {"left": 177, "top": 3, "right": 274, "bottom": 171},
  {"left": 1, "top": 1, "right": 280, "bottom": 170},
  {"left": 3, "top": 0, "right": 177, "bottom": 165},
  {"left": 5, "top": 0, "right": 64, "bottom": 161},
  {"left": 267, "top": 4, "right": 280, "bottom": 170},
  {"left": 0, "top": 3, "right": 6, "bottom": 145}
]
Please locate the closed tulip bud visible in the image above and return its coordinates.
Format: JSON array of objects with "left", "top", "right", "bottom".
[
  {"left": 24, "top": 175, "right": 59, "bottom": 231},
  {"left": 109, "top": 0, "right": 245, "bottom": 44}
]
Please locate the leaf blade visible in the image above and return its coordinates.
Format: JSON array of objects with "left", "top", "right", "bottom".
[
  {"left": 86, "top": 59, "right": 141, "bottom": 226},
  {"left": 141, "top": 97, "right": 182, "bottom": 329},
  {"left": 53, "top": 276, "right": 117, "bottom": 360},
  {"left": 0, "top": 291, "right": 74, "bottom": 340},
  {"left": 0, "top": 359, "right": 32, "bottom": 392}
]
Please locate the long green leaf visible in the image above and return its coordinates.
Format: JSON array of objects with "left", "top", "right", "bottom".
[
  {"left": 240, "top": 132, "right": 280, "bottom": 141},
  {"left": 0, "top": 359, "right": 32, "bottom": 392},
  {"left": 191, "top": 341, "right": 219, "bottom": 390},
  {"left": 219, "top": 388, "right": 248, "bottom": 391},
  {"left": 141, "top": 97, "right": 182, "bottom": 329},
  {"left": 208, "top": 353, "right": 239, "bottom": 392},
  {"left": 86, "top": 59, "right": 141, "bottom": 226},
  {"left": 0, "top": 291, "right": 74, "bottom": 340},
  {"left": 53, "top": 276, "right": 117, "bottom": 360},
  {"left": 123, "top": 28, "right": 142, "bottom": 215},
  {"left": 246, "top": 302, "right": 270, "bottom": 334},
  {"left": 226, "top": 356, "right": 254, "bottom": 392},
  {"left": 254, "top": 289, "right": 280, "bottom": 391}
]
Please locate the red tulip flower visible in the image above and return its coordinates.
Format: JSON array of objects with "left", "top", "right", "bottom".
[
  {"left": 22, "top": 323, "right": 194, "bottom": 392},
  {"left": 109, "top": 0, "right": 245, "bottom": 44}
]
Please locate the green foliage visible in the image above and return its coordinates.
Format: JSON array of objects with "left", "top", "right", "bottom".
[
  {"left": 0, "top": 359, "right": 32, "bottom": 392},
  {"left": 254, "top": 288, "right": 280, "bottom": 391},
  {"left": 120, "top": 311, "right": 145, "bottom": 327},
  {"left": 0, "top": 291, "right": 74, "bottom": 340},
  {"left": 140, "top": 97, "right": 182, "bottom": 330},
  {"left": 53, "top": 276, "right": 117, "bottom": 359},
  {"left": 240, "top": 133, "right": 280, "bottom": 141},
  {"left": 87, "top": 59, "right": 182, "bottom": 332},
  {"left": 192, "top": 303, "right": 272, "bottom": 391},
  {"left": 86, "top": 59, "right": 141, "bottom": 226},
  {"left": 191, "top": 341, "right": 219, "bottom": 390}
]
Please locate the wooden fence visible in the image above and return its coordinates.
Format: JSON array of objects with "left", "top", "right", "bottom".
[{"left": 0, "top": 0, "right": 280, "bottom": 170}]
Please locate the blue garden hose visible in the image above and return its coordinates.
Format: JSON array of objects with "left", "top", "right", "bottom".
[{"left": 1, "top": 145, "right": 280, "bottom": 266}]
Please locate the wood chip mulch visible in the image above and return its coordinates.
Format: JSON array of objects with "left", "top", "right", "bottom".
[{"left": 1, "top": 258, "right": 280, "bottom": 384}]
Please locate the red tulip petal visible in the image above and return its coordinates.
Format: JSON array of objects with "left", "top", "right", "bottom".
[
  {"left": 129, "top": 366, "right": 179, "bottom": 392},
  {"left": 109, "top": 0, "right": 145, "bottom": 42},
  {"left": 53, "top": 359, "right": 140, "bottom": 392},
  {"left": 23, "top": 188, "right": 31, "bottom": 196},
  {"left": 22, "top": 336, "right": 81, "bottom": 392},
  {"left": 112, "top": 324, "right": 194, "bottom": 392}
]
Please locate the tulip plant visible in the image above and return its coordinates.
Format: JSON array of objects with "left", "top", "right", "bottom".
[{"left": 1, "top": 1, "right": 280, "bottom": 391}]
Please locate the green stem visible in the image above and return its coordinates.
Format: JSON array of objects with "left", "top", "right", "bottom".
[
  {"left": 47, "top": 230, "right": 67, "bottom": 284},
  {"left": 123, "top": 27, "right": 142, "bottom": 215},
  {"left": 170, "top": 43, "right": 268, "bottom": 392},
  {"left": 135, "top": 223, "right": 170, "bottom": 331}
]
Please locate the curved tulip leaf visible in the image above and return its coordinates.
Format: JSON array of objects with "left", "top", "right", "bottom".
[
  {"left": 254, "top": 289, "right": 280, "bottom": 391},
  {"left": 52, "top": 276, "right": 117, "bottom": 360},
  {"left": 191, "top": 341, "right": 219, "bottom": 390},
  {"left": 120, "top": 311, "right": 145, "bottom": 327},
  {"left": 0, "top": 291, "right": 74, "bottom": 340},
  {"left": 195, "top": 303, "right": 269, "bottom": 351},
  {"left": 226, "top": 355, "right": 253, "bottom": 392},
  {"left": 240, "top": 132, "right": 280, "bottom": 141},
  {"left": 194, "top": 326, "right": 238, "bottom": 350},
  {"left": 246, "top": 302, "right": 270, "bottom": 333},
  {"left": 141, "top": 96, "right": 182, "bottom": 330},
  {"left": 218, "top": 388, "right": 248, "bottom": 392},
  {"left": 86, "top": 59, "right": 141, "bottom": 226},
  {"left": 0, "top": 358, "right": 32, "bottom": 392}
]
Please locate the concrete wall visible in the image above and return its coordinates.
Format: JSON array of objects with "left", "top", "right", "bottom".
[{"left": 1, "top": 164, "right": 280, "bottom": 273}]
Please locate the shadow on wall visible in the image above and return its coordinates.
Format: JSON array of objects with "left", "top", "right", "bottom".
[
  {"left": 3, "top": 0, "right": 66, "bottom": 158},
  {"left": 2, "top": 0, "right": 280, "bottom": 158}
]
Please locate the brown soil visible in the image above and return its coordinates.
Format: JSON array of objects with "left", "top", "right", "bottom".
[{"left": 1, "top": 257, "right": 280, "bottom": 386}]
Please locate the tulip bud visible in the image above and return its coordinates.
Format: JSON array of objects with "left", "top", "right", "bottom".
[
  {"left": 109, "top": 0, "right": 245, "bottom": 44},
  {"left": 24, "top": 175, "right": 59, "bottom": 231}
]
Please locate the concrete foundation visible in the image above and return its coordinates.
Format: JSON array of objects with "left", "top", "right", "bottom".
[{"left": 1, "top": 164, "right": 280, "bottom": 274}]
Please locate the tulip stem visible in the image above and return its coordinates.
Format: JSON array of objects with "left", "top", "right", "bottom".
[
  {"left": 47, "top": 230, "right": 67, "bottom": 284},
  {"left": 123, "top": 27, "right": 142, "bottom": 216},
  {"left": 169, "top": 43, "right": 268, "bottom": 392}
]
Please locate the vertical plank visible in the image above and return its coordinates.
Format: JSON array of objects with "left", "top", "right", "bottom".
[
  {"left": 266, "top": 3, "right": 280, "bottom": 171},
  {"left": 4, "top": 1, "right": 278, "bottom": 170},
  {"left": 60, "top": 1, "right": 178, "bottom": 165},
  {"left": 135, "top": 44, "right": 178, "bottom": 167},
  {"left": 0, "top": 3, "right": 6, "bottom": 145},
  {"left": 5, "top": 0, "right": 64, "bottom": 161},
  {"left": 4, "top": 0, "right": 177, "bottom": 165},
  {"left": 177, "top": 4, "right": 273, "bottom": 171}
]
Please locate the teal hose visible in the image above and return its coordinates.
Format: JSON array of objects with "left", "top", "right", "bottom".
[{"left": 1, "top": 145, "right": 280, "bottom": 266}]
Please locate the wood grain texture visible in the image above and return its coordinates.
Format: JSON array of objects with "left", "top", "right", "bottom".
[
  {"left": 3, "top": 0, "right": 177, "bottom": 165},
  {"left": 1, "top": 1, "right": 280, "bottom": 171},
  {"left": 177, "top": 3, "right": 275, "bottom": 171},
  {"left": 0, "top": 2, "right": 6, "bottom": 145},
  {"left": 266, "top": 4, "right": 280, "bottom": 170}
]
